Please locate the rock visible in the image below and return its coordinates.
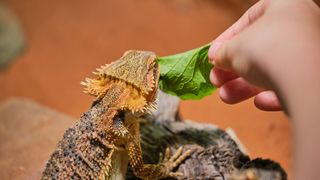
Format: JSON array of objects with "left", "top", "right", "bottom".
[
  {"left": 0, "top": 98, "right": 74, "bottom": 179},
  {"left": 0, "top": 3, "right": 25, "bottom": 69},
  {"left": 149, "top": 90, "right": 181, "bottom": 123}
]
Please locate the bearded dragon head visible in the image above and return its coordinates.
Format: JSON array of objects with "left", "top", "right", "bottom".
[{"left": 81, "top": 50, "right": 160, "bottom": 114}]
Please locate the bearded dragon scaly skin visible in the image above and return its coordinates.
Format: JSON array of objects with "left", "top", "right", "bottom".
[{"left": 41, "top": 50, "right": 192, "bottom": 180}]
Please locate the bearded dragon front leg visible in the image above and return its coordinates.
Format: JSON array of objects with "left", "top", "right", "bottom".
[
  {"left": 126, "top": 136, "right": 192, "bottom": 179},
  {"left": 126, "top": 120, "right": 192, "bottom": 179}
]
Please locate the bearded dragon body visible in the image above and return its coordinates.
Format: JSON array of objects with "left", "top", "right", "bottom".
[{"left": 41, "top": 50, "right": 191, "bottom": 180}]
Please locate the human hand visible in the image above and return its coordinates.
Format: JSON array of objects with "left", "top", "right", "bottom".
[
  {"left": 209, "top": 1, "right": 320, "bottom": 179},
  {"left": 208, "top": 0, "right": 320, "bottom": 112}
]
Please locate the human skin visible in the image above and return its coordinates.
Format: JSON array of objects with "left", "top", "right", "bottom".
[{"left": 208, "top": 0, "right": 320, "bottom": 179}]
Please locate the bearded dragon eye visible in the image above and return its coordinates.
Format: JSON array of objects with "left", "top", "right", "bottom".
[{"left": 114, "top": 110, "right": 125, "bottom": 123}]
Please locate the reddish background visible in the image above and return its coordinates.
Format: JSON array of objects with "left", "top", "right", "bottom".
[{"left": 0, "top": 0, "right": 292, "bottom": 178}]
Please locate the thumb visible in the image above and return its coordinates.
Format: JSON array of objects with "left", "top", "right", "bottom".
[
  {"left": 208, "top": 0, "right": 267, "bottom": 71},
  {"left": 209, "top": 40, "right": 239, "bottom": 72}
]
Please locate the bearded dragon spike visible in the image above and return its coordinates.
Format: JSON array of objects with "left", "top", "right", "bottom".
[
  {"left": 96, "top": 68, "right": 103, "bottom": 72},
  {"left": 100, "top": 64, "right": 108, "bottom": 71},
  {"left": 81, "top": 77, "right": 97, "bottom": 95},
  {"left": 150, "top": 103, "right": 157, "bottom": 110},
  {"left": 81, "top": 80, "right": 91, "bottom": 94},
  {"left": 94, "top": 64, "right": 109, "bottom": 75},
  {"left": 81, "top": 76, "right": 114, "bottom": 98},
  {"left": 80, "top": 81, "right": 87, "bottom": 86},
  {"left": 146, "top": 57, "right": 159, "bottom": 92},
  {"left": 147, "top": 104, "right": 157, "bottom": 114},
  {"left": 126, "top": 96, "right": 148, "bottom": 113},
  {"left": 85, "top": 77, "right": 92, "bottom": 83},
  {"left": 139, "top": 106, "right": 147, "bottom": 113}
]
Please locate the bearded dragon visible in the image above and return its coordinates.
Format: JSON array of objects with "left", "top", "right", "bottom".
[{"left": 41, "top": 50, "right": 192, "bottom": 180}]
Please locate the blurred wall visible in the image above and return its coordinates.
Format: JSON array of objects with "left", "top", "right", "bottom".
[{"left": 0, "top": 0, "right": 291, "bottom": 178}]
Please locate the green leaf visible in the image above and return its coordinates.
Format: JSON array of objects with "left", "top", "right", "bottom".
[{"left": 158, "top": 44, "right": 216, "bottom": 100}]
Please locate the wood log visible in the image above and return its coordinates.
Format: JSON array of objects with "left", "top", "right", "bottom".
[{"left": 126, "top": 91, "right": 287, "bottom": 180}]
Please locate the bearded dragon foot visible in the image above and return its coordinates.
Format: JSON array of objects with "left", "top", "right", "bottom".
[{"left": 158, "top": 146, "right": 193, "bottom": 177}]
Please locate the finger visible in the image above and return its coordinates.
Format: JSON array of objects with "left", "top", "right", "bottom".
[
  {"left": 254, "top": 91, "right": 282, "bottom": 111},
  {"left": 214, "top": 0, "right": 267, "bottom": 42},
  {"left": 219, "top": 77, "right": 262, "bottom": 104},
  {"left": 210, "top": 40, "right": 237, "bottom": 71},
  {"left": 210, "top": 67, "right": 238, "bottom": 87},
  {"left": 209, "top": 0, "right": 267, "bottom": 63}
]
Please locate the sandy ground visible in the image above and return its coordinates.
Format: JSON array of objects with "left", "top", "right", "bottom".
[
  {"left": 0, "top": 0, "right": 292, "bottom": 178},
  {"left": 0, "top": 98, "right": 75, "bottom": 179}
]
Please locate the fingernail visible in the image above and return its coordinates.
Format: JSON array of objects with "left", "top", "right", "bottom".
[
  {"left": 208, "top": 42, "right": 222, "bottom": 64},
  {"left": 209, "top": 69, "right": 217, "bottom": 86}
]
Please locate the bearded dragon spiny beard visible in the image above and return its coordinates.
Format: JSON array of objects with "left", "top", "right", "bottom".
[{"left": 41, "top": 50, "right": 191, "bottom": 180}]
